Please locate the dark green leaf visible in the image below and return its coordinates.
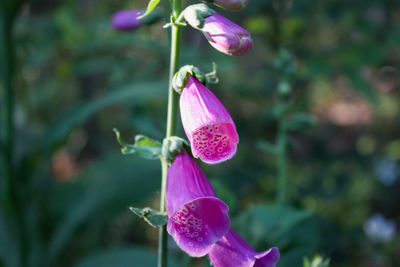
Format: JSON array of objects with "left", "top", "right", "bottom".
[
  {"left": 233, "top": 205, "right": 312, "bottom": 245},
  {"left": 42, "top": 81, "right": 165, "bottom": 150},
  {"left": 129, "top": 207, "right": 168, "bottom": 228},
  {"left": 47, "top": 154, "right": 160, "bottom": 264},
  {"left": 74, "top": 247, "right": 181, "bottom": 267}
]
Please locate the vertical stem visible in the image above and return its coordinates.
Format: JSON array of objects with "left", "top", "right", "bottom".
[
  {"left": 276, "top": 115, "right": 287, "bottom": 204},
  {"left": 158, "top": 0, "right": 182, "bottom": 266},
  {"left": 1, "top": 6, "right": 27, "bottom": 266}
]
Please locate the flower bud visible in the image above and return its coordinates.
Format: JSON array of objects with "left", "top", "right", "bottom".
[
  {"left": 212, "top": 0, "right": 249, "bottom": 11},
  {"left": 183, "top": 4, "right": 253, "bottom": 56},
  {"left": 112, "top": 9, "right": 142, "bottom": 31}
]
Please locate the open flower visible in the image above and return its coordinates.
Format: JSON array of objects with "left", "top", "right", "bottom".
[
  {"left": 179, "top": 75, "right": 239, "bottom": 164},
  {"left": 112, "top": 9, "right": 142, "bottom": 31},
  {"left": 208, "top": 229, "right": 280, "bottom": 267},
  {"left": 182, "top": 4, "right": 253, "bottom": 56},
  {"left": 166, "top": 150, "right": 230, "bottom": 257}
]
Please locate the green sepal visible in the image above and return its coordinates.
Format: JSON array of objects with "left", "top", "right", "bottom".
[
  {"left": 129, "top": 207, "right": 168, "bottom": 228},
  {"left": 172, "top": 64, "right": 218, "bottom": 93},
  {"left": 113, "top": 128, "right": 161, "bottom": 160},
  {"left": 162, "top": 136, "right": 191, "bottom": 163},
  {"left": 172, "top": 65, "right": 207, "bottom": 93},
  {"left": 182, "top": 3, "right": 214, "bottom": 30}
]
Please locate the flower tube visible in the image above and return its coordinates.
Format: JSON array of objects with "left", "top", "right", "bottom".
[
  {"left": 179, "top": 75, "right": 239, "bottom": 164},
  {"left": 166, "top": 150, "right": 230, "bottom": 257},
  {"left": 208, "top": 229, "right": 280, "bottom": 267},
  {"left": 183, "top": 4, "right": 253, "bottom": 56},
  {"left": 112, "top": 9, "right": 142, "bottom": 31}
]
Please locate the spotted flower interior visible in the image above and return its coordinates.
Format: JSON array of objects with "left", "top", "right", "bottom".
[
  {"left": 192, "top": 122, "right": 238, "bottom": 164},
  {"left": 168, "top": 197, "right": 230, "bottom": 257}
]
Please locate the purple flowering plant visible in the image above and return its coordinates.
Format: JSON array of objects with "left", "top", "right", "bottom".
[{"left": 112, "top": 0, "right": 279, "bottom": 266}]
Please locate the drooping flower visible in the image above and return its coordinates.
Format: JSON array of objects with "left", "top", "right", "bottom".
[
  {"left": 212, "top": 0, "right": 249, "bottom": 11},
  {"left": 112, "top": 9, "right": 142, "bottom": 31},
  {"left": 166, "top": 150, "right": 230, "bottom": 257},
  {"left": 179, "top": 75, "right": 239, "bottom": 164},
  {"left": 208, "top": 229, "right": 280, "bottom": 267},
  {"left": 183, "top": 4, "right": 253, "bottom": 56}
]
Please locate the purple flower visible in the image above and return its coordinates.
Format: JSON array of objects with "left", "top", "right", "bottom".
[
  {"left": 179, "top": 75, "right": 239, "bottom": 164},
  {"left": 213, "top": 0, "right": 249, "bottom": 11},
  {"left": 112, "top": 9, "right": 142, "bottom": 31},
  {"left": 166, "top": 150, "right": 230, "bottom": 257},
  {"left": 202, "top": 13, "right": 253, "bottom": 56},
  {"left": 208, "top": 229, "right": 280, "bottom": 267}
]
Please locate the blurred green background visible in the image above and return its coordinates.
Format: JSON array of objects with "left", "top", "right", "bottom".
[{"left": 1, "top": 0, "right": 399, "bottom": 266}]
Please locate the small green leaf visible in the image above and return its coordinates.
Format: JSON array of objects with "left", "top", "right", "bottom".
[
  {"left": 114, "top": 129, "right": 161, "bottom": 160},
  {"left": 129, "top": 207, "right": 168, "bottom": 228},
  {"left": 286, "top": 113, "right": 316, "bottom": 132},
  {"left": 139, "top": 0, "right": 161, "bottom": 19},
  {"left": 303, "top": 255, "right": 330, "bottom": 267}
]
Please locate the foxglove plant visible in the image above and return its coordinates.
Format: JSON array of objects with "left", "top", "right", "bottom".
[
  {"left": 112, "top": 0, "right": 279, "bottom": 266},
  {"left": 166, "top": 149, "right": 230, "bottom": 256},
  {"left": 183, "top": 4, "right": 253, "bottom": 56},
  {"left": 208, "top": 229, "right": 280, "bottom": 267}
]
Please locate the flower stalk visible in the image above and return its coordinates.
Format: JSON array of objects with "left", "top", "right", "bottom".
[
  {"left": 0, "top": 2, "right": 28, "bottom": 265},
  {"left": 158, "top": 0, "right": 182, "bottom": 265}
]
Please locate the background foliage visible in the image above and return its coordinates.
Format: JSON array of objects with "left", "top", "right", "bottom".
[{"left": 1, "top": 0, "right": 400, "bottom": 266}]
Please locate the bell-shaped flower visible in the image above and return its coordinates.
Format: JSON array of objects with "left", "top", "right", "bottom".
[
  {"left": 112, "top": 9, "right": 142, "bottom": 31},
  {"left": 213, "top": 0, "right": 249, "bottom": 12},
  {"left": 183, "top": 4, "right": 253, "bottom": 56},
  {"left": 166, "top": 150, "right": 230, "bottom": 257},
  {"left": 208, "top": 229, "right": 280, "bottom": 267},
  {"left": 179, "top": 75, "right": 239, "bottom": 164}
]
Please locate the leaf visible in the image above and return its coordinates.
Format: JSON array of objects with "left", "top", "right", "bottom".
[
  {"left": 47, "top": 154, "right": 160, "bottom": 265},
  {"left": 42, "top": 80, "right": 165, "bottom": 150},
  {"left": 114, "top": 129, "right": 162, "bottom": 160},
  {"left": 286, "top": 113, "right": 316, "bottom": 132},
  {"left": 74, "top": 247, "right": 181, "bottom": 267},
  {"left": 233, "top": 205, "right": 312, "bottom": 246},
  {"left": 139, "top": 0, "right": 161, "bottom": 19},
  {"left": 129, "top": 207, "right": 168, "bottom": 228},
  {"left": 303, "top": 255, "right": 330, "bottom": 267}
]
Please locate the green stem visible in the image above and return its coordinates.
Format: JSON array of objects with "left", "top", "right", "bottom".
[
  {"left": 158, "top": 0, "right": 182, "bottom": 266},
  {"left": 276, "top": 115, "right": 287, "bottom": 204},
  {"left": 1, "top": 5, "right": 28, "bottom": 266}
]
